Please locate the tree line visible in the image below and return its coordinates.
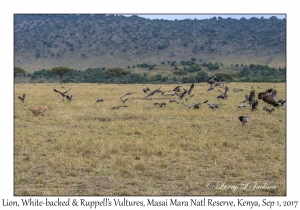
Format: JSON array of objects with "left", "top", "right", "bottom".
[{"left": 15, "top": 63, "right": 286, "bottom": 84}]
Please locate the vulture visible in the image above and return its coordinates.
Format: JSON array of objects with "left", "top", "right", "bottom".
[
  {"left": 207, "top": 77, "right": 219, "bottom": 85},
  {"left": 187, "top": 83, "right": 195, "bottom": 97},
  {"left": 173, "top": 85, "right": 181, "bottom": 92},
  {"left": 143, "top": 87, "right": 150, "bottom": 93},
  {"left": 95, "top": 98, "right": 104, "bottom": 104},
  {"left": 120, "top": 98, "right": 128, "bottom": 104},
  {"left": 250, "top": 100, "right": 258, "bottom": 111},
  {"left": 258, "top": 88, "right": 274, "bottom": 99},
  {"left": 145, "top": 87, "right": 162, "bottom": 98},
  {"left": 207, "top": 77, "right": 230, "bottom": 91},
  {"left": 66, "top": 95, "right": 73, "bottom": 102},
  {"left": 53, "top": 88, "right": 71, "bottom": 101},
  {"left": 202, "top": 99, "right": 208, "bottom": 103},
  {"left": 18, "top": 94, "right": 26, "bottom": 102},
  {"left": 238, "top": 115, "right": 251, "bottom": 125},
  {"left": 217, "top": 94, "right": 225, "bottom": 100},
  {"left": 154, "top": 102, "right": 166, "bottom": 107},
  {"left": 207, "top": 81, "right": 218, "bottom": 92},
  {"left": 258, "top": 91, "right": 270, "bottom": 99},
  {"left": 121, "top": 92, "right": 136, "bottom": 98},
  {"left": 262, "top": 96, "right": 280, "bottom": 107},
  {"left": 278, "top": 99, "right": 286, "bottom": 108},
  {"left": 217, "top": 86, "right": 229, "bottom": 100},
  {"left": 182, "top": 101, "right": 203, "bottom": 109},
  {"left": 111, "top": 105, "right": 129, "bottom": 109},
  {"left": 179, "top": 89, "right": 188, "bottom": 100},
  {"left": 193, "top": 101, "right": 203, "bottom": 109},
  {"left": 169, "top": 99, "right": 179, "bottom": 104},
  {"left": 178, "top": 84, "right": 194, "bottom": 100},
  {"left": 263, "top": 106, "right": 275, "bottom": 114},
  {"left": 208, "top": 103, "right": 219, "bottom": 109},
  {"left": 248, "top": 90, "right": 255, "bottom": 102}
]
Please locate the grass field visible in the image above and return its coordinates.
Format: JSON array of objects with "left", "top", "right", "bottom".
[{"left": 14, "top": 82, "right": 286, "bottom": 196}]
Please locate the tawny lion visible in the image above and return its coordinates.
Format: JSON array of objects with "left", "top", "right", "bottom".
[{"left": 27, "top": 106, "right": 51, "bottom": 116}]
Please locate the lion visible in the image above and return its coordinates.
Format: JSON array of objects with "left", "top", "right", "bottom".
[{"left": 27, "top": 105, "right": 51, "bottom": 116}]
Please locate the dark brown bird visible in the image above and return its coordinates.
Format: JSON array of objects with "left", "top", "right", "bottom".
[
  {"left": 173, "top": 85, "right": 181, "bottom": 92},
  {"left": 217, "top": 86, "right": 229, "bottom": 100},
  {"left": 217, "top": 94, "right": 225, "bottom": 100},
  {"left": 120, "top": 98, "right": 128, "bottom": 103},
  {"left": 207, "top": 77, "right": 219, "bottom": 85},
  {"left": 66, "top": 95, "right": 72, "bottom": 102},
  {"left": 262, "top": 96, "right": 280, "bottom": 107},
  {"left": 207, "top": 77, "right": 230, "bottom": 91},
  {"left": 169, "top": 99, "right": 179, "bottom": 104},
  {"left": 18, "top": 94, "right": 26, "bottom": 102},
  {"left": 238, "top": 115, "right": 251, "bottom": 125},
  {"left": 248, "top": 90, "right": 255, "bottom": 102},
  {"left": 111, "top": 105, "right": 129, "bottom": 109},
  {"left": 121, "top": 92, "right": 136, "bottom": 98},
  {"left": 53, "top": 88, "right": 71, "bottom": 101},
  {"left": 143, "top": 87, "right": 150, "bottom": 93},
  {"left": 179, "top": 89, "right": 188, "bottom": 100},
  {"left": 250, "top": 100, "right": 258, "bottom": 111},
  {"left": 145, "top": 87, "right": 162, "bottom": 98},
  {"left": 187, "top": 83, "right": 195, "bottom": 97},
  {"left": 263, "top": 106, "right": 275, "bottom": 114},
  {"left": 154, "top": 102, "right": 166, "bottom": 107},
  {"left": 258, "top": 91, "right": 270, "bottom": 99},
  {"left": 95, "top": 98, "right": 104, "bottom": 104}
]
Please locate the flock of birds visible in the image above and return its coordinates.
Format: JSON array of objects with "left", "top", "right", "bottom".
[{"left": 17, "top": 77, "right": 286, "bottom": 125}]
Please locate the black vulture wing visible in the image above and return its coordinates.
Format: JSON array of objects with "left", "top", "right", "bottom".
[
  {"left": 238, "top": 116, "right": 245, "bottom": 122},
  {"left": 251, "top": 100, "right": 258, "bottom": 111},
  {"left": 179, "top": 90, "right": 188, "bottom": 99},
  {"left": 62, "top": 88, "right": 71, "bottom": 95},
  {"left": 53, "top": 89, "right": 62, "bottom": 94},
  {"left": 173, "top": 85, "right": 181, "bottom": 92},
  {"left": 188, "top": 83, "right": 194, "bottom": 96},
  {"left": 18, "top": 94, "right": 25, "bottom": 102},
  {"left": 66, "top": 95, "right": 72, "bottom": 102},
  {"left": 249, "top": 90, "right": 255, "bottom": 101}
]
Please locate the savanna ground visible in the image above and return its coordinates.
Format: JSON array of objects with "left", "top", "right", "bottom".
[{"left": 14, "top": 82, "right": 286, "bottom": 196}]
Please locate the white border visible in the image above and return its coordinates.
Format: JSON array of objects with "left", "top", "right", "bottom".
[{"left": 2, "top": 0, "right": 298, "bottom": 209}]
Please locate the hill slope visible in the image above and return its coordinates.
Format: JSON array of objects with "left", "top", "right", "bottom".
[{"left": 14, "top": 14, "right": 286, "bottom": 72}]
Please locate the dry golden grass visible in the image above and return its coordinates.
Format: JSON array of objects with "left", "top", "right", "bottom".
[{"left": 14, "top": 82, "right": 286, "bottom": 196}]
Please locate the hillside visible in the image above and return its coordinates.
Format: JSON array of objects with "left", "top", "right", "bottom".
[{"left": 14, "top": 14, "right": 286, "bottom": 72}]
